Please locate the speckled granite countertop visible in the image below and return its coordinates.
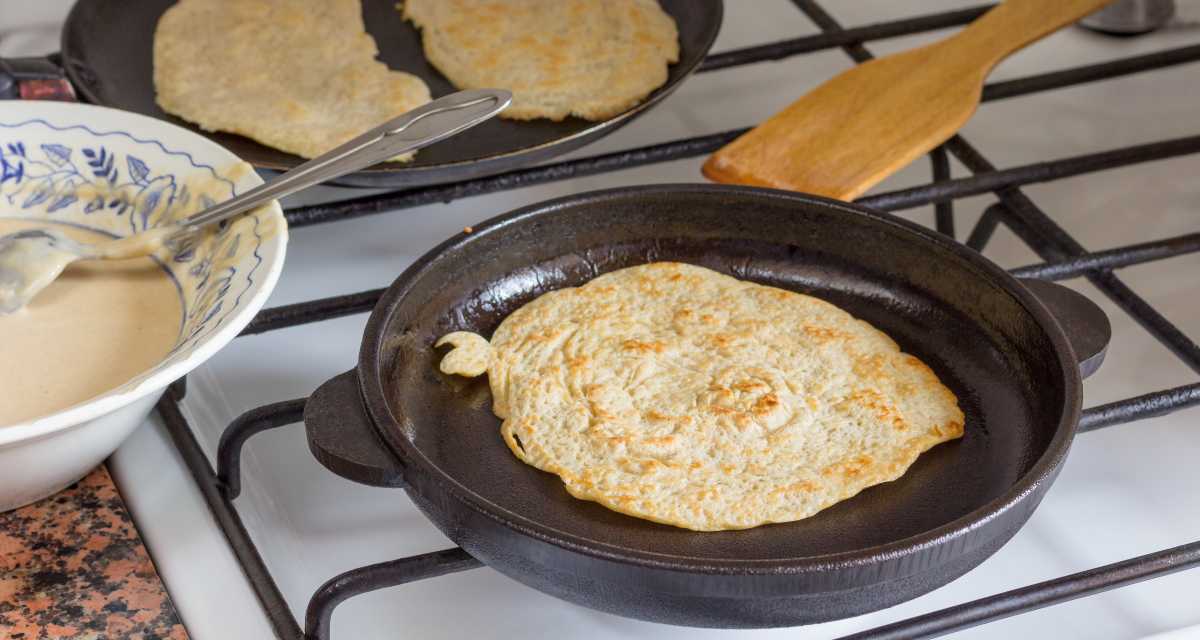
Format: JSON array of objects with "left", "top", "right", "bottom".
[{"left": 0, "top": 465, "right": 188, "bottom": 640}]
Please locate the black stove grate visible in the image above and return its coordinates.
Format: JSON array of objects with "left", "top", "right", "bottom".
[{"left": 151, "top": 3, "right": 1200, "bottom": 638}]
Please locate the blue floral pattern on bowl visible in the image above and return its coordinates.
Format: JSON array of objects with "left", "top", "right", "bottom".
[
  {"left": 0, "top": 114, "right": 285, "bottom": 394},
  {"left": 2, "top": 140, "right": 180, "bottom": 222}
]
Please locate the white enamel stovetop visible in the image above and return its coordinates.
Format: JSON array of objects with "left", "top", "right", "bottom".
[{"left": 5, "top": 1, "right": 1200, "bottom": 639}]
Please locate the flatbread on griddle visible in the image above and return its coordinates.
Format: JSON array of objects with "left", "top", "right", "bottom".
[
  {"left": 402, "top": 0, "right": 679, "bottom": 121},
  {"left": 154, "top": 0, "right": 431, "bottom": 159},
  {"left": 437, "top": 262, "right": 964, "bottom": 531}
]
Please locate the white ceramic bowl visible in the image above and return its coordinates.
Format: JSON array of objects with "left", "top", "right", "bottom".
[{"left": 0, "top": 102, "right": 287, "bottom": 511}]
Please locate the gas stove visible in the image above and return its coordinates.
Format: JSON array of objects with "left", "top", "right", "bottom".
[{"left": 7, "top": 1, "right": 1200, "bottom": 638}]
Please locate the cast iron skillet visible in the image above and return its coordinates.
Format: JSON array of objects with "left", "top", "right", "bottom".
[
  {"left": 56, "top": 0, "right": 722, "bottom": 188},
  {"left": 304, "top": 185, "right": 1111, "bottom": 627}
]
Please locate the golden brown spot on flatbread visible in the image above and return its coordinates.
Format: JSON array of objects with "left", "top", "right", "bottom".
[
  {"left": 622, "top": 339, "right": 666, "bottom": 354},
  {"left": 752, "top": 393, "right": 781, "bottom": 416},
  {"left": 732, "top": 380, "right": 768, "bottom": 392},
  {"left": 770, "top": 480, "right": 818, "bottom": 497},
  {"left": 804, "top": 325, "right": 851, "bottom": 341}
]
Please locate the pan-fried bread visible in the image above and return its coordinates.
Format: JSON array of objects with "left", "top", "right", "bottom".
[
  {"left": 437, "top": 262, "right": 964, "bottom": 531},
  {"left": 154, "top": 0, "right": 431, "bottom": 160},
  {"left": 402, "top": 0, "right": 679, "bottom": 121}
]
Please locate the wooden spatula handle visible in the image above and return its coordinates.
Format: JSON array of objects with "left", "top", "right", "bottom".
[
  {"left": 701, "top": 0, "right": 1116, "bottom": 201},
  {"left": 950, "top": 0, "right": 1115, "bottom": 67}
]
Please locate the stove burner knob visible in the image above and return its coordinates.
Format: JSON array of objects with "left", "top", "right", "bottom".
[{"left": 1080, "top": 0, "right": 1176, "bottom": 34}]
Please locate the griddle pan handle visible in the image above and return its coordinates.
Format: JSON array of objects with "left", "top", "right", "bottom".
[
  {"left": 0, "top": 55, "right": 75, "bottom": 101},
  {"left": 1020, "top": 278, "right": 1111, "bottom": 379},
  {"left": 305, "top": 370, "right": 407, "bottom": 488}
]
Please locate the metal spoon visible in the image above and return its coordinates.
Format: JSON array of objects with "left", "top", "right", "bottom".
[{"left": 0, "top": 88, "right": 512, "bottom": 314}]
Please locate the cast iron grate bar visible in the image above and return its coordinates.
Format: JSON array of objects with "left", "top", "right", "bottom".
[
  {"left": 836, "top": 539, "right": 1200, "bottom": 640},
  {"left": 926, "top": 147, "right": 955, "bottom": 236},
  {"left": 930, "top": 147, "right": 955, "bottom": 237},
  {"left": 154, "top": 3, "right": 1200, "bottom": 639},
  {"left": 241, "top": 289, "right": 387, "bottom": 336},
  {"left": 857, "top": 134, "right": 1200, "bottom": 212},
  {"left": 156, "top": 386, "right": 303, "bottom": 640},
  {"left": 1010, "top": 233, "right": 1200, "bottom": 281},
  {"left": 982, "top": 44, "right": 1200, "bottom": 101},
  {"left": 697, "top": 4, "right": 991, "bottom": 72},
  {"left": 1080, "top": 383, "right": 1200, "bottom": 431},
  {"left": 215, "top": 399, "right": 307, "bottom": 499},
  {"left": 304, "top": 549, "right": 482, "bottom": 640}
]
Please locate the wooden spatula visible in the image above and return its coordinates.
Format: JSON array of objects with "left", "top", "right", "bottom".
[{"left": 702, "top": 0, "right": 1114, "bottom": 201}]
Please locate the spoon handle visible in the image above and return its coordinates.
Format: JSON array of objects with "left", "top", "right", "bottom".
[{"left": 181, "top": 89, "right": 511, "bottom": 230}]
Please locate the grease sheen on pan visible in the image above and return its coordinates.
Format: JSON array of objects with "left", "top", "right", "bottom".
[
  {"left": 402, "top": 0, "right": 680, "bottom": 121},
  {"left": 154, "top": 0, "right": 431, "bottom": 160},
  {"left": 437, "top": 262, "right": 964, "bottom": 531}
]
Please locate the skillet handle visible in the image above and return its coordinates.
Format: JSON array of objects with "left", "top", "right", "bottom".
[
  {"left": 305, "top": 369, "right": 407, "bottom": 488},
  {"left": 1019, "top": 279, "right": 1111, "bottom": 379},
  {"left": 0, "top": 55, "right": 76, "bottom": 101}
]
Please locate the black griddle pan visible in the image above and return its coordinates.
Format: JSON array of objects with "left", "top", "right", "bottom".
[
  {"left": 57, "top": 0, "right": 722, "bottom": 188},
  {"left": 303, "top": 184, "right": 1111, "bottom": 627}
]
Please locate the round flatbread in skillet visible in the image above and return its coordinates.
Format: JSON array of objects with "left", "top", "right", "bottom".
[
  {"left": 154, "top": 0, "right": 431, "bottom": 160},
  {"left": 401, "top": 0, "right": 680, "bottom": 121},
  {"left": 437, "top": 262, "right": 964, "bottom": 531}
]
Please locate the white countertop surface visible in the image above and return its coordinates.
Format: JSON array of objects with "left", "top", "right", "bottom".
[{"left": 6, "top": 1, "right": 1200, "bottom": 639}]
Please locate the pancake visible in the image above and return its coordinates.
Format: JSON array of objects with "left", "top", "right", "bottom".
[
  {"left": 154, "top": 0, "right": 431, "bottom": 160},
  {"left": 402, "top": 0, "right": 679, "bottom": 121},
  {"left": 437, "top": 262, "right": 964, "bottom": 531}
]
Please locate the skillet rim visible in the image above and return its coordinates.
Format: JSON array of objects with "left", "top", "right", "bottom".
[
  {"left": 57, "top": 0, "right": 724, "bottom": 181},
  {"left": 358, "top": 183, "right": 1081, "bottom": 574}
]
